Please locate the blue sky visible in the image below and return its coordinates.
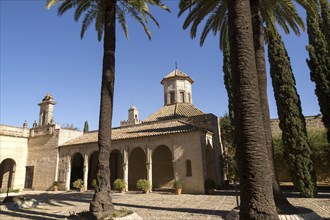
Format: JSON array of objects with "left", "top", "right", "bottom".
[{"left": 0, "top": 1, "right": 320, "bottom": 131}]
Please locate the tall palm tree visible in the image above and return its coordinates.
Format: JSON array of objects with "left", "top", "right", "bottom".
[
  {"left": 46, "top": 0, "right": 169, "bottom": 218},
  {"left": 178, "top": 0, "right": 315, "bottom": 199},
  {"left": 227, "top": 0, "right": 277, "bottom": 218}
]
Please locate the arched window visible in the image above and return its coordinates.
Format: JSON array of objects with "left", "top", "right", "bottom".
[{"left": 186, "top": 160, "right": 192, "bottom": 177}]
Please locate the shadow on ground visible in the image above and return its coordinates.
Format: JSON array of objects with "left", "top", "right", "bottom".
[
  {"left": 114, "top": 202, "right": 230, "bottom": 218},
  {"left": 0, "top": 208, "right": 66, "bottom": 220}
]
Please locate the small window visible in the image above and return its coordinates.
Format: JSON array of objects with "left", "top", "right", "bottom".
[
  {"left": 186, "top": 160, "right": 192, "bottom": 177},
  {"left": 170, "top": 92, "right": 175, "bottom": 104},
  {"left": 180, "top": 92, "right": 185, "bottom": 102},
  {"left": 188, "top": 93, "right": 191, "bottom": 103}
]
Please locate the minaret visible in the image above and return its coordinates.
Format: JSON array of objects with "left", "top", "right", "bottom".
[
  {"left": 38, "top": 93, "right": 56, "bottom": 127},
  {"left": 120, "top": 105, "right": 141, "bottom": 127},
  {"left": 161, "top": 69, "right": 194, "bottom": 106}
]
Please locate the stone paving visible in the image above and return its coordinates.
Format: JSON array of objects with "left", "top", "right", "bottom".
[{"left": 0, "top": 190, "right": 329, "bottom": 220}]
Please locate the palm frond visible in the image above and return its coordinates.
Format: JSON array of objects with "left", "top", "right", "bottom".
[
  {"left": 178, "top": 0, "right": 197, "bottom": 17},
  {"left": 219, "top": 18, "right": 228, "bottom": 50},
  {"left": 80, "top": 6, "right": 98, "bottom": 39},
  {"left": 74, "top": 0, "right": 90, "bottom": 21},
  {"left": 117, "top": 7, "right": 129, "bottom": 40},
  {"left": 46, "top": 0, "right": 61, "bottom": 9},
  {"left": 57, "top": 0, "right": 76, "bottom": 16},
  {"left": 129, "top": 7, "right": 152, "bottom": 39},
  {"left": 95, "top": 4, "right": 104, "bottom": 41},
  {"left": 200, "top": 2, "right": 227, "bottom": 46}
]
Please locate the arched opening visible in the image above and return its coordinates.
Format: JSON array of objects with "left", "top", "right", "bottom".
[
  {"left": 128, "top": 147, "right": 147, "bottom": 190},
  {"left": 206, "top": 144, "right": 216, "bottom": 181},
  {"left": 110, "top": 149, "right": 123, "bottom": 188},
  {"left": 70, "top": 153, "right": 84, "bottom": 189},
  {"left": 152, "top": 145, "right": 174, "bottom": 189},
  {"left": 88, "top": 151, "right": 98, "bottom": 189},
  {"left": 0, "top": 159, "right": 16, "bottom": 190}
]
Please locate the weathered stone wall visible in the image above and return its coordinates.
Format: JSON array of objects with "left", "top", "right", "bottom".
[
  {"left": 270, "top": 115, "right": 329, "bottom": 183},
  {"left": 275, "top": 157, "right": 330, "bottom": 183},
  {"left": 0, "top": 125, "right": 29, "bottom": 137},
  {"left": 186, "top": 114, "right": 224, "bottom": 187},
  {"left": 26, "top": 126, "right": 83, "bottom": 190},
  {"left": 270, "top": 115, "right": 325, "bottom": 134},
  {"left": 27, "top": 126, "right": 59, "bottom": 190},
  {"left": 0, "top": 125, "right": 29, "bottom": 190}
]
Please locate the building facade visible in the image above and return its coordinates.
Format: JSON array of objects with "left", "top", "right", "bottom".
[{"left": 0, "top": 69, "right": 225, "bottom": 194}]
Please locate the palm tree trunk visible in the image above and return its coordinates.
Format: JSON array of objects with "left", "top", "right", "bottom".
[
  {"left": 250, "top": 0, "right": 298, "bottom": 213},
  {"left": 90, "top": 0, "right": 116, "bottom": 218},
  {"left": 227, "top": 0, "right": 278, "bottom": 218}
]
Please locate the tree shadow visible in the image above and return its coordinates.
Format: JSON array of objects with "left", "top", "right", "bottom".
[
  {"left": 0, "top": 192, "right": 93, "bottom": 220},
  {"left": 0, "top": 208, "right": 66, "bottom": 220},
  {"left": 113, "top": 202, "right": 230, "bottom": 218}
]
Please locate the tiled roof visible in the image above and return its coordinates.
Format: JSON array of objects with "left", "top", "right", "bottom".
[
  {"left": 61, "top": 120, "right": 196, "bottom": 146},
  {"left": 161, "top": 69, "right": 194, "bottom": 84},
  {"left": 143, "top": 103, "right": 205, "bottom": 122},
  {"left": 164, "top": 69, "right": 189, "bottom": 78}
]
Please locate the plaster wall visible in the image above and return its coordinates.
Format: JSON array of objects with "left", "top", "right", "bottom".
[
  {"left": 0, "top": 135, "right": 28, "bottom": 190},
  {"left": 59, "top": 131, "right": 206, "bottom": 193}
]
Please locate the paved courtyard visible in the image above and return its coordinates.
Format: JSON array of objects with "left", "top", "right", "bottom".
[{"left": 0, "top": 190, "right": 329, "bottom": 220}]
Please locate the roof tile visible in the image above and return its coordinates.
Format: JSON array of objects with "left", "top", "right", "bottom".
[
  {"left": 61, "top": 120, "right": 196, "bottom": 146},
  {"left": 143, "top": 103, "right": 204, "bottom": 122}
]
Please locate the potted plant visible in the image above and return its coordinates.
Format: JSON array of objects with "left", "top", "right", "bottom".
[
  {"left": 113, "top": 179, "right": 127, "bottom": 193},
  {"left": 136, "top": 179, "right": 151, "bottom": 194},
  {"left": 173, "top": 179, "right": 183, "bottom": 195},
  {"left": 204, "top": 179, "right": 216, "bottom": 194},
  {"left": 52, "top": 181, "right": 60, "bottom": 191},
  {"left": 72, "top": 179, "right": 84, "bottom": 192}
]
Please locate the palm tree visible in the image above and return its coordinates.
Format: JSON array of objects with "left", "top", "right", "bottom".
[
  {"left": 46, "top": 0, "right": 169, "bottom": 218},
  {"left": 227, "top": 0, "right": 278, "bottom": 218},
  {"left": 178, "top": 0, "right": 316, "bottom": 198}
]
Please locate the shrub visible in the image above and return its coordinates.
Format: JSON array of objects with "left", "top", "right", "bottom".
[
  {"left": 136, "top": 179, "right": 150, "bottom": 193},
  {"left": 113, "top": 179, "right": 126, "bottom": 191},
  {"left": 272, "top": 127, "right": 330, "bottom": 183},
  {"left": 220, "top": 114, "right": 239, "bottom": 181},
  {"left": 92, "top": 179, "right": 97, "bottom": 188},
  {"left": 173, "top": 179, "right": 183, "bottom": 189},
  {"left": 72, "top": 179, "right": 84, "bottom": 189}
]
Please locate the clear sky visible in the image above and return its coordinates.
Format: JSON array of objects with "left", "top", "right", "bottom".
[{"left": 0, "top": 1, "right": 320, "bottom": 131}]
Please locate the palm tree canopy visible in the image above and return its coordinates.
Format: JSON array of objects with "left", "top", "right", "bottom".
[
  {"left": 46, "top": 0, "right": 170, "bottom": 41},
  {"left": 178, "top": 0, "right": 313, "bottom": 49}
]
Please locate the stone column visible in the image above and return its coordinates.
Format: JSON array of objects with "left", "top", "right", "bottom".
[
  {"left": 146, "top": 147, "right": 152, "bottom": 191},
  {"left": 123, "top": 149, "right": 129, "bottom": 191},
  {"left": 83, "top": 154, "right": 89, "bottom": 190},
  {"left": 65, "top": 156, "right": 71, "bottom": 191}
]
